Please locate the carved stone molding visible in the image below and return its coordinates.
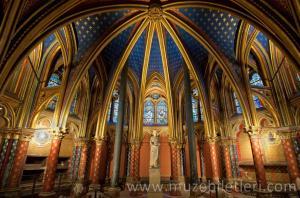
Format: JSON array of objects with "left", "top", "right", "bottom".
[
  {"left": 206, "top": 136, "right": 220, "bottom": 143},
  {"left": 244, "top": 126, "right": 262, "bottom": 138},
  {"left": 148, "top": 3, "right": 163, "bottom": 22},
  {"left": 52, "top": 127, "right": 68, "bottom": 140}
]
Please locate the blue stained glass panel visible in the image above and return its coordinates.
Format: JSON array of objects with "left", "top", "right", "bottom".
[
  {"left": 233, "top": 92, "right": 242, "bottom": 114},
  {"left": 113, "top": 97, "right": 119, "bottom": 123},
  {"left": 192, "top": 97, "right": 199, "bottom": 122},
  {"left": 47, "top": 96, "right": 58, "bottom": 111},
  {"left": 70, "top": 93, "right": 78, "bottom": 115},
  {"left": 253, "top": 95, "right": 263, "bottom": 109},
  {"left": 250, "top": 72, "right": 264, "bottom": 87},
  {"left": 143, "top": 100, "right": 155, "bottom": 125},
  {"left": 47, "top": 73, "right": 61, "bottom": 87},
  {"left": 156, "top": 100, "right": 168, "bottom": 125}
]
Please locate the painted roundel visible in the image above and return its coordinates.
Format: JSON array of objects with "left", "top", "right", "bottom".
[{"left": 33, "top": 130, "right": 51, "bottom": 146}]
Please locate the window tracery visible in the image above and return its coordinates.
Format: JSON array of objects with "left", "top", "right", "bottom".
[
  {"left": 47, "top": 73, "right": 61, "bottom": 87},
  {"left": 156, "top": 100, "right": 168, "bottom": 125},
  {"left": 250, "top": 72, "right": 264, "bottom": 87},
  {"left": 233, "top": 92, "right": 242, "bottom": 114},
  {"left": 253, "top": 95, "right": 263, "bottom": 109},
  {"left": 143, "top": 99, "right": 155, "bottom": 125}
]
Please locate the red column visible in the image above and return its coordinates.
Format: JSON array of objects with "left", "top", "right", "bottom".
[
  {"left": 8, "top": 130, "right": 33, "bottom": 188},
  {"left": 0, "top": 133, "right": 14, "bottom": 183},
  {"left": 208, "top": 137, "right": 221, "bottom": 183},
  {"left": 280, "top": 133, "right": 300, "bottom": 183},
  {"left": 40, "top": 129, "right": 67, "bottom": 197},
  {"left": 222, "top": 141, "right": 233, "bottom": 182},
  {"left": 89, "top": 138, "right": 107, "bottom": 191},
  {"left": 78, "top": 139, "right": 89, "bottom": 181},
  {"left": 129, "top": 141, "right": 140, "bottom": 183},
  {"left": 170, "top": 141, "right": 179, "bottom": 182},
  {"left": 246, "top": 127, "right": 267, "bottom": 189}
]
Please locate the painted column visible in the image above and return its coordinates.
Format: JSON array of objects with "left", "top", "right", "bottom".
[
  {"left": 222, "top": 140, "right": 233, "bottom": 182},
  {"left": 208, "top": 137, "right": 221, "bottom": 183},
  {"left": 129, "top": 141, "right": 140, "bottom": 183},
  {"left": 246, "top": 127, "right": 267, "bottom": 189},
  {"left": 280, "top": 132, "right": 300, "bottom": 185},
  {"left": 0, "top": 129, "right": 19, "bottom": 188},
  {"left": 89, "top": 138, "right": 107, "bottom": 191},
  {"left": 8, "top": 129, "right": 33, "bottom": 188},
  {"left": 39, "top": 129, "right": 67, "bottom": 197},
  {"left": 111, "top": 65, "right": 128, "bottom": 188},
  {"left": 78, "top": 139, "right": 89, "bottom": 182},
  {"left": 183, "top": 65, "right": 198, "bottom": 185},
  {"left": 72, "top": 138, "right": 89, "bottom": 196},
  {"left": 170, "top": 140, "right": 179, "bottom": 182}
]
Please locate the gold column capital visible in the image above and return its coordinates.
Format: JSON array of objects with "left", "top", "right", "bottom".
[
  {"left": 74, "top": 137, "right": 89, "bottom": 146},
  {"left": 206, "top": 136, "right": 220, "bottom": 143},
  {"left": 19, "top": 128, "right": 34, "bottom": 141},
  {"left": 278, "top": 131, "right": 297, "bottom": 140},
  {"left": 244, "top": 126, "right": 262, "bottom": 137},
  {"left": 94, "top": 137, "right": 106, "bottom": 145},
  {"left": 221, "top": 138, "right": 232, "bottom": 147},
  {"left": 52, "top": 127, "right": 68, "bottom": 140},
  {"left": 277, "top": 126, "right": 299, "bottom": 139},
  {"left": 130, "top": 139, "right": 141, "bottom": 148}
]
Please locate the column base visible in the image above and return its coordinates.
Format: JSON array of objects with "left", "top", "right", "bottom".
[
  {"left": 0, "top": 188, "right": 20, "bottom": 198},
  {"left": 255, "top": 189, "right": 272, "bottom": 198},
  {"left": 147, "top": 192, "right": 163, "bottom": 198},
  {"left": 104, "top": 186, "right": 121, "bottom": 197},
  {"left": 73, "top": 181, "right": 87, "bottom": 197},
  {"left": 87, "top": 184, "right": 103, "bottom": 198},
  {"left": 38, "top": 191, "right": 56, "bottom": 198}
]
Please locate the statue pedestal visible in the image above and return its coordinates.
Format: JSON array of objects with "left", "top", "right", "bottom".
[
  {"left": 149, "top": 167, "right": 160, "bottom": 185},
  {"left": 148, "top": 167, "right": 162, "bottom": 198}
]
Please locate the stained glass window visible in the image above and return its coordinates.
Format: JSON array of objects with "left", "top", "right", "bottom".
[
  {"left": 156, "top": 100, "right": 168, "bottom": 125},
  {"left": 107, "top": 102, "right": 112, "bottom": 122},
  {"left": 47, "top": 73, "right": 61, "bottom": 87},
  {"left": 143, "top": 100, "right": 155, "bottom": 125},
  {"left": 250, "top": 72, "right": 264, "bottom": 87},
  {"left": 70, "top": 93, "right": 78, "bottom": 115},
  {"left": 199, "top": 101, "right": 204, "bottom": 121},
  {"left": 253, "top": 95, "right": 263, "bottom": 109},
  {"left": 47, "top": 96, "right": 58, "bottom": 111},
  {"left": 192, "top": 97, "right": 199, "bottom": 122},
  {"left": 233, "top": 92, "right": 242, "bottom": 114},
  {"left": 112, "top": 97, "right": 119, "bottom": 123}
]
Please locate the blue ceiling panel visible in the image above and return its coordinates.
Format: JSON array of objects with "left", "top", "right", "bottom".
[
  {"left": 101, "top": 25, "right": 134, "bottom": 77},
  {"left": 147, "top": 31, "right": 164, "bottom": 76},
  {"left": 128, "top": 29, "right": 146, "bottom": 82},
  {"left": 74, "top": 10, "right": 130, "bottom": 62},
  {"left": 43, "top": 34, "right": 56, "bottom": 54},
  {"left": 165, "top": 29, "right": 183, "bottom": 82},
  {"left": 256, "top": 32, "right": 269, "bottom": 53},
  {"left": 177, "top": 26, "right": 208, "bottom": 74},
  {"left": 179, "top": 8, "right": 240, "bottom": 60}
]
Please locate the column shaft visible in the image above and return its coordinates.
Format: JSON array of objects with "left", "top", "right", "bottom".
[
  {"left": 170, "top": 142, "right": 180, "bottom": 182},
  {"left": 222, "top": 144, "right": 233, "bottom": 181},
  {"left": 183, "top": 65, "right": 198, "bottom": 185},
  {"left": 90, "top": 139, "right": 107, "bottom": 186},
  {"left": 281, "top": 137, "right": 300, "bottom": 182},
  {"left": 111, "top": 65, "right": 128, "bottom": 187},
  {"left": 129, "top": 142, "right": 140, "bottom": 182},
  {"left": 208, "top": 139, "right": 221, "bottom": 183},
  {"left": 42, "top": 138, "right": 62, "bottom": 193},
  {"left": 8, "top": 135, "right": 31, "bottom": 188},
  {"left": 248, "top": 131, "right": 267, "bottom": 189},
  {"left": 78, "top": 141, "right": 89, "bottom": 181}
]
